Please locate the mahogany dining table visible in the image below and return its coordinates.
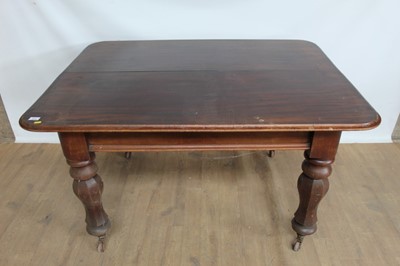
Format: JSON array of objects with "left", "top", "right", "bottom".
[{"left": 20, "top": 40, "right": 380, "bottom": 252}]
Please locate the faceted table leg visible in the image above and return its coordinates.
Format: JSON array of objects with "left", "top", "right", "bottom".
[
  {"left": 59, "top": 133, "right": 110, "bottom": 252},
  {"left": 72, "top": 169, "right": 110, "bottom": 252},
  {"left": 291, "top": 150, "right": 333, "bottom": 251}
]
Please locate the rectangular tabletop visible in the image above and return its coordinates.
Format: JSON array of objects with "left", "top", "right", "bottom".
[{"left": 20, "top": 40, "right": 380, "bottom": 132}]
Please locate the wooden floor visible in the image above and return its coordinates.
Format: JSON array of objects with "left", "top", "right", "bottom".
[{"left": 0, "top": 143, "right": 399, "bottom": 265}]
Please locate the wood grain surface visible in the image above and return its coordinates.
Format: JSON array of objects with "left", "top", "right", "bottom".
[
  {"left": 0, "top": 143, "right": 399, "bottom": 265},
  {"left": 20, "top": 40, "right": 380, "bottom": 132}
]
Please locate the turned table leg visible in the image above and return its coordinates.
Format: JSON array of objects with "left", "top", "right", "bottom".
[
  {"left": 291, "top": 150, "right": 332, "bottom": 251},
  {"left": 291, "top": 131, "right": 341, "bottom": 251},
  {"left": 59, "top": 133, "right": 110, "bottom": 252}
]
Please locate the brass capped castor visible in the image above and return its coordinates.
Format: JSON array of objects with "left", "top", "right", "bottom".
[
  {"left": 97, "top": 235, "right": 106, "bottom": 252},
  {"left": 292, "top": 234, "right": 304, "bottom": 252}
]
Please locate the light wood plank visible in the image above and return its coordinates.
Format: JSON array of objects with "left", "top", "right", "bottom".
[{"left": 0, "top": 143, "right": 399, "bottom": 265}]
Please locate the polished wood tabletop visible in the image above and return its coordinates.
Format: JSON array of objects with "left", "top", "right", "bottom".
[
  {"left": 20, "top": 40, "right": 380, "bottom": 132},
  {"left": 20, "top": 40, "right": 380, "bottom": 253}
]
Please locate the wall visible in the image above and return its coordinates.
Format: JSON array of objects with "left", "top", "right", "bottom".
[{"left": 1, "top": 0, "right": 399, "bottom": 143}]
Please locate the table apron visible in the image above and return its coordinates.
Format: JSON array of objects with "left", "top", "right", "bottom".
[{"left": 86, "top": 132, "right": 312, "bottom": 152}]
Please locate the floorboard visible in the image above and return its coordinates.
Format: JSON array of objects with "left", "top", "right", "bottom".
[{"left": 0, "top": 143, "right": 399, "bottom": 265}]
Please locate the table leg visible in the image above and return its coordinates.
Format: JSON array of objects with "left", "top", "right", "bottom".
[
  {"left": 291, "top": 131, "right": 341, "bottom": 251},
  {"left": 59, "top": 133, "right": 110, "bottom": 252},
  {"left": 291, "top": 150, "right": 332, "bottom": 251}
]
